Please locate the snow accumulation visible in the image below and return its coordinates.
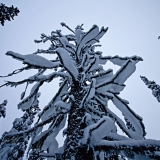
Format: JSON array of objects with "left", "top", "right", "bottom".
[
  {"left": 1, "top": 23, "right": 159, "bottom": 160},
  {"left": 6, "top": 51, "right": 60, "bottom": 68},
  {"left": 56, "top": 48, "right": 78, "bottom": 80},
  {"left": 80, "top": 116, "right": 116, "bottom": 145}
]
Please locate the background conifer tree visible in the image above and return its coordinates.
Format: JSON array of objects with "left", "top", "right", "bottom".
[
  {"left": 0, "top": 100, "right": 7, "bottom": 118},
  {"left": 141, "top": 76, "right": 160, "bottom": 103},
  {"left": 0, "top": 92, "right": 40, "bottom": 160},
  {"left": 0, "top": 3, "right": 20, "bottom": 26}
]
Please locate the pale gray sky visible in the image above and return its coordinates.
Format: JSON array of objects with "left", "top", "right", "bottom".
[{"left": 0, "top": 0, "right": 160, "bottom": 146}]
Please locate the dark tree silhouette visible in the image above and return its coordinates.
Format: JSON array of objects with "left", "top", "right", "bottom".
[
  {"left": 141, "top": 76, "right": 160, "bottom": 102},
  {"left": 0, "top": 3, "right": 20, "bottom": 26},
  {"left": 0, "top": 100, "right": 7, "bottom": 118}
]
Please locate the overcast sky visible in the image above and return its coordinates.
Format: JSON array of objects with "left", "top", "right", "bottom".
[{"left": 0, "top": 0, "right": 160, "bottom": 147}]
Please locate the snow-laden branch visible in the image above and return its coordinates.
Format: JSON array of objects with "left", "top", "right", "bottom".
[
  {"left": 0, "top": 66, "right": 31, "bottom": 78},
  {"left": 30, "top": 114, "right": 66, "bottom": 154},
  {"left": 0, "top": 71, "right": 70, "bottom": 88},
  {"left": 112, "top": 59, "right": 136, "bottom": 85},
  {"left": 56, "top": 48, "right": 78, "bottom": 81},
  {"left": 100, "top": 55, "right": 143, "bottom": 66},
  {"left": 111, "top": 93, "right": 145, "bottom": 138},
  {"left": 80, "top": 116, "right": 116, "bottom": 145},
  {"left": 38, "top": 80, "right": 69, "bottom": 121},
  {"left": 2, "top": 111, "right": 66, "bottom": 139},
  {"left": 94, "top": 139, "right": 160, "bottom": 153},
  {"left": 94, "top": 95, "right": 144, "bottom": 139},
  {"left": 91, "top": 69, "right": 113, "bottom": 84},
  {"left": 86, "top": 26, "right": 108, "bottom": 46},
  {"left": 18, "top": 82, "right": 43, "bottom": 110},
  {"left": 76, "top": 25, "right": 99, "bottom": 58},
  {"left": 6, "top": 51, "right": 60, "bottom": 69},
  {"left": 61, "top": 22, "right": 75, "bottom": 34},
  {"left": 33, "top": 48, "right": 56, "bottom": 54},
  {"left": 80, "top": 79, "right": 96, "bottom": 108}
]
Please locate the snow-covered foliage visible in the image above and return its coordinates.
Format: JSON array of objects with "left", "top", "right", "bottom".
[
  {"left": 0, "top": 92, "right": 40, "bottom": 160},
  {"left": 0, "top": 3, "right": 20, "bottom": 26},
  {"left": 0, "top": 100, "right": 7, "bottom": 118},
  {"left": 141, "top": 76, "right": 160, "bottom": 102},
  {"left": 0, "top": 23, "right": 160, "bottom": 159}
]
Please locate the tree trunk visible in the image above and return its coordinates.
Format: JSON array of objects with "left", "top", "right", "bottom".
[{"left": 63, "top": 83, "right": 94, "bottom": 159}]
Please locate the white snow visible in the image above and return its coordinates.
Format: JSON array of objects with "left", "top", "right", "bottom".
[
  {"left": 86, "top": 26, "right": 108, "bottom": 46},
  {"left": 113, "top": 60, "right": 136, "bottom": 85},
  {"left": 54, "top": 100, "right": 71, "bottom": 113},
  {"left": 42, "top": 115, "right": 67, "bottom": 152},
  {"left": 96, "top": 82, "right": 125, "bottom": 94},
  {"left": 88, "top": 55, "right": 100, "bottom": 72},
  {"left": 6, "top": 51, "right": 60, "bottom": 68},
  {"left": 112, "top": 94, "right": 144, "bottom": 138},
  {"left": 18, "top": 82, "right": 41, "bottom": 110},
  {"left": 76, "top": 25, "right": 99, "bottom": 56},
  {"left": 80, "top": 116, "right": 116, "bottom": 145},
  {"left": 86, "top": 78, "right": 96, "bottom": 101},
  {"left": 96, "top": 139, "right": 160, "bottom": 148},
  {"left": 40, "top": 82, "right": 68, "bottom": 121},
  {"left": 56, "top": 48, "right": 78, "bottom": 80},
  {"left": 93, "top": 69, "right": 113, "bottom": 85}
]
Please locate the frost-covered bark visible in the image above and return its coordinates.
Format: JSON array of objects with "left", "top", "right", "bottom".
[
  {"left": 0, "top": 100, "right": 7, "bottom": 118},
  {"left": 0, "top": 3, "right": 20, "bottom": 26},
  {"left": 141, "top": 76, "right": 160, "bottom": 102},
  {"left": 0, "top": 93, "right": 40, "bottom": 160},
  {"left": 0, "top": 23, "right": 160, "bottom": 159}
]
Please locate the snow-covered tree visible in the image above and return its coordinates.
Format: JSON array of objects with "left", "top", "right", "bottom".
[
  {"left": 0, "top": 3, "right": 20, "bottom": 26},
  {"left": 1, "top": 23, "right": 160, "bottom": 159},
  {"left": 0, "top": 100, "right": 7, "bottom": 118},
  {"left": 140, "top": 76, "right": 160, "bottom": 103},
  {"left": 0, "top": 92, "right": 40, "bottom": 160}
]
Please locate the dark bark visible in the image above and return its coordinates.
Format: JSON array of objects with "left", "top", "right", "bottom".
[{"left": 63, "top": 83, "right": 91, "bottom": 159}]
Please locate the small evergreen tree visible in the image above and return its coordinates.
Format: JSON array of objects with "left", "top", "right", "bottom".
[
  {"left": 0, "top": 92, "right": 40, "bottom": 160},
  {"left": 141, "top": 76, "right": 160, "bottom": 102},
  {"left": 0, "top": 100, "right": 7, "bottom": 118},
  {"left": 0, "top": 3, "right": 20, "bottom": 26},
  {"left": 0, "top": 23, "right": 160, "bottom": 159}
]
